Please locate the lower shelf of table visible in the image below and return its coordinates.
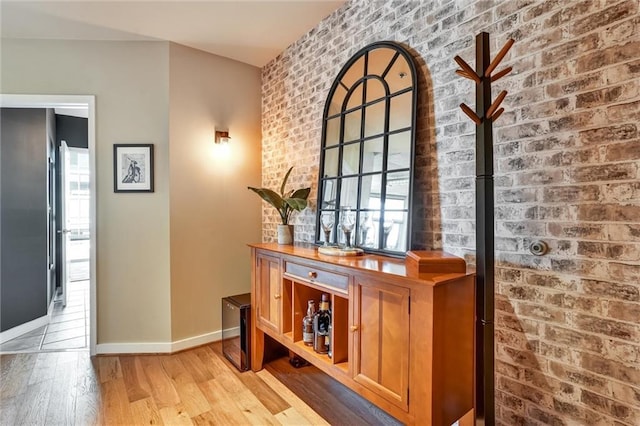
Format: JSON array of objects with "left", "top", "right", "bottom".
[{"left": 281, "top": 331, "right": 349, "bottom": 374}]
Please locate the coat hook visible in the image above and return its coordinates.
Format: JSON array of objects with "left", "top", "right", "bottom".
[
  {"left": 486, "top": 90, "right": 507, "bottom": 118},
  {"left": 456, "top": 69, "right": 476, "bottom": 81},
  {"left": 485, "top": 39, "right": 515, "bottom": 77},
  {"left": 460, "top": 103, "right": 481, "bottom": 124},
  {"left": 490, "top": 107, "right": 504, "bottom": 122},
  {"left": 491, "top": 66, "right": 513, "bottom": 82},
  {"left": 454, "top": 56, "right": 481, "bottom": 84}
]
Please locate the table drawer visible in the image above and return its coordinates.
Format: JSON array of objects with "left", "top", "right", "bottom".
[{"left": 284, "top": 261, "right": 349, "bottom": 293}]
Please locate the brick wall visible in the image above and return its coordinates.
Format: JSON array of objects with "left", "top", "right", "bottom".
[{"left": 261, "top": 0, "right": 640, "bottom": 424}]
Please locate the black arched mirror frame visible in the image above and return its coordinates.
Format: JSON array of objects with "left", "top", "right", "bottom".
[{"left": 315, "top": 41, "right": 418, "bottom": 256}]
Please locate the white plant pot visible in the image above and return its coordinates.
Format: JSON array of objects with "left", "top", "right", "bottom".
[{"left": 277, "top": 224, "right": 294, "bottom": 245}]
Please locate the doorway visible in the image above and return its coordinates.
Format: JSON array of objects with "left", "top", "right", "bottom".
[
  {"left": 0, "top": 94, "right": 97, "bottom": 355},
  {"left": 44, "top": 144, "right": 90, "bottom": 350}
]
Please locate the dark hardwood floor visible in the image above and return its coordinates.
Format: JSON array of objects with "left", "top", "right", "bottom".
[{"left": 263, "top": 355, "right": 402, "bottom": 426}]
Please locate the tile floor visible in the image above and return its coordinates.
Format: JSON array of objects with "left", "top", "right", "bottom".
[{"left": 0, "top": 277, "right": 89, "bottom": 353}]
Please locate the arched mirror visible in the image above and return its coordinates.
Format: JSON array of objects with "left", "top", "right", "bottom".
[{"left": 315, "top": 41, "right": 417, "bottom": 256}]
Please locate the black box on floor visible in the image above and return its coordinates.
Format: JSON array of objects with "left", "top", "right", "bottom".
[{"left": 221, "top": 293, "right": 251, "bottom": 371}]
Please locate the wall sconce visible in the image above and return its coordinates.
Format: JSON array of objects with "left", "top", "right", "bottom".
[{"left": 215, "top": 130, "right": 231, "bottom": 144}]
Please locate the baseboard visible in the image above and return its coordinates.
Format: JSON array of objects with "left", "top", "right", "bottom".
[
  {"left": 0, "top": 314, "right": 50, "bottom": 344},
  {"left": 95, "top": 327, "right": 239, "bottom": 355},
  {"left": 96, "top": 342, "right": 173, "bottom": 354},
  {"left": 171, "top": 330, "right": 222, "bottom": 352}
]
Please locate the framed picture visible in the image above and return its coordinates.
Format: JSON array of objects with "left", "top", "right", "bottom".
[{"left": 113, "top": 144, "right": 154, "bottom": 192}]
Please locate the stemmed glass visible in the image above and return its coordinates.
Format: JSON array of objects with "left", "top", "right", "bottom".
[
  {"left": 360, "top": 213, "right": 373, "bottom": 247},
  {"left": 320, "top": 212, "right": 335, "bottom": 246},
  {"left": 383, "top": 220, "right": 395, "bottom": 249},
  {"left": 340, "top": 207, "right": 356, "bottom": 248}
]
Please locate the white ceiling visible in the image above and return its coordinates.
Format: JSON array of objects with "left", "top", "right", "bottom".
[{"left": 0, "top": 0, "right": 346, "bottom": 67}]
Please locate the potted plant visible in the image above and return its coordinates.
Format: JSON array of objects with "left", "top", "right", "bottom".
[{"left": 248, "top": 167, "right": 311, "bottom": 244}]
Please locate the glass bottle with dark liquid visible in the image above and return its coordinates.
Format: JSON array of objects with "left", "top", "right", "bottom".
[
  {"left": 313, "top": 293, "right": 331, "bottom": 354},
  {"left": 303, "top": 300, "right": 316, "bottom": 346}
]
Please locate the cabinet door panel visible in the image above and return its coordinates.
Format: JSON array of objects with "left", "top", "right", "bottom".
[
  {"left": 256, "top": 254, "right": 281, "bottom": 333},
  {"left": 354, "top": 278, "right": 409, "bottom": 411}
]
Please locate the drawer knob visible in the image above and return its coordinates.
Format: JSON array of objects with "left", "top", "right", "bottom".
[
  {"left": 308, "top": 271, "right": 318, "bottom": 279},
  {"left": 350, "top": 325, "right": 359, "bottom": 332},
  {"left": 274, "top": 294, "right": 281, "bottom": 299}
]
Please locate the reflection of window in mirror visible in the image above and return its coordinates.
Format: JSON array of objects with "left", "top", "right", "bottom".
[{"left": 315, "top": 41, "right": 418, "bottom": 256}]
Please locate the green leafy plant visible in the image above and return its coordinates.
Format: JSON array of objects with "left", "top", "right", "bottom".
[{"left": 248, "top": 167, "right": 311, "bottom": 225}]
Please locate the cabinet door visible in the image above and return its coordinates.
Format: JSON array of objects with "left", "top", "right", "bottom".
[
  {"left": 255, "top": 253, "right": 281, "bottom": 334},
  {"left": 353, "top": 277, "right": 410, "bottom": 411}
]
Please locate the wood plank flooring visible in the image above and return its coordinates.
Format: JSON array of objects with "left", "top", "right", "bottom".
[{"left": 0, "top": 342, "right": 402, "bottom": 425}]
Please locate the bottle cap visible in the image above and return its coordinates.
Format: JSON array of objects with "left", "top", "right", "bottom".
[{"left": 321, "top": 293, "right": 329, "bottom": 302}]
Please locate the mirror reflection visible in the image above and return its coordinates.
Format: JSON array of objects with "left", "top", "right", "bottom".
[{"left": 316, "top": 42, "right": 417, "bottom": 256}]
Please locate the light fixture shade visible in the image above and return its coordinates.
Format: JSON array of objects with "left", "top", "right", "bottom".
[{"left": 215, "top": 130, "right": 230, "bottom": 144}]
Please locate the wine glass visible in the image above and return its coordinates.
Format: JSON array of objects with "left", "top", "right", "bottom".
[
  {"left": 320, "top": 212, "right": 335, "bottom": 246},
  {"left": 340, "top": 207, "right": 356, "bottom": 248},
  {"left": 360, "top": 213, "right": 373, "bottom": 247},
  {"left": 383, "top": 219, "right": 395, "bottom": 249}
]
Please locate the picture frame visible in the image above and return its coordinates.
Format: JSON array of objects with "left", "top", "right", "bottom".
[{"left": 113, "top": 144, "right": 154, "bottom": 192}]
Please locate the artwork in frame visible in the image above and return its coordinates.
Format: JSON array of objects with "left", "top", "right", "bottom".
[{"left": 113, "top": 144, "right": 154, "bottom": 192}]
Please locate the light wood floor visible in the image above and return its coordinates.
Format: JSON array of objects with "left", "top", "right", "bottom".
[{"left": 1, "top": 343, "right": 334, "bottom": 426}]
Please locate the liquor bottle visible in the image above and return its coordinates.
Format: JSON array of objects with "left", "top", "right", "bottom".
[
  {"left": 313, "top": 293, "right": 331, "bottom": 354},
  {"left": 302, "top": 300, "right": 316, "bottom": 346}
]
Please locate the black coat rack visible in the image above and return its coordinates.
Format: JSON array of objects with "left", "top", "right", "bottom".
[{"left": 454, "top": 32, "right": 514, "bottom": 425}]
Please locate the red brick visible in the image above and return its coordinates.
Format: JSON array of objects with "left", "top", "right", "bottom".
[
  {"left": 538, "top": 341, "right": 579, "bottom": 365},
  {"left": 573, "top": 314, "right": 639, "bottom": 340},
  {"left": 570, "top": 1, "right": 638, "bottom": 35},
  {"left": 545, "top": 293, "right": 605, "bottom": 315},
  {"left": 499, "top": 376, "right": 552, "bottom": 407},
  {"left": 541, "top": 33, "right": 600, "bottom": 66},
  {"left": 548, "top": 222, "right": 605, "bottom": 239},
  {"left": 580, "top": 389, "right": 640, "bottom": 423},
  {"left": 607, "top": 224, "right": 640, "bottom": 242},
  {"left": 610, "top": 381, "right": 640, "bottom": 407},
  {"left": 582, "top": 279, "right": 640, "bottom": 301},
  {"left": 576, "top": 83, "right": 638, "bottom": 109},
  {"left": 543, "top": 185, "right": 600, "bottom": 203},
  {"left": 574, "top": 41, "right": 640, "bottom": 73},
  {"left": 496, "top": 389, "right": 524, "bottom": 412},
  {"left": 577, "top": 241, "right": 640, "bottom": 261},
  {"left": 517, "top": 302, "right": 566, "bottom": 323},
  {"left": 526, "top": 273, "right": 577, "bottom": 291},
  {"left": 524, "top": 134, "right": 576, "bottom": 152},
  {"left": 607, "top": 99, "right": 640, "bottom": 122},
  {"left": 602, "top": 339, "right": 640, "bottom": 365},
  {"left": 545, "top": 325, "right": 604, "bottom": 353},
  {"left": 604, "top": 59, "right": 640, "bottom": 85},
  {"left": 496, "top": 327, "right": 537, "bottom": 350},
  {"left": 602, "top": 182, "right": 640, "bottom": 202},
  {"left": 605, "top": 140, "right": 640, "bottom": 161},
  {"left": 608, "top": 262, "right": 640, "bottom": 281},
  {"left": 527, "top": 405, "right": 566, "bottom": 426},
  {"left": 577, "top": 204, "right": 640, "bottom": 222},
  {"left": 579, "top": 124, "right": 638, "bottom": 145},
  {"left": 607, "top": 300, "right": 640, "bottom": 323},
  {"left": 549, "top": 361, "right": 610, "bottom": 394},
  {"left": 496, "top": 311, "right": 540, "bottom": 335},
  {"left": 546, "top": 72, "right": 603, "bottom": 98},
  {"left": 496, "top": 360, "right": 523, "bottom": 380}
]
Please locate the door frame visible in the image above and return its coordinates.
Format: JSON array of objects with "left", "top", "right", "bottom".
[{"left": 1, "top": 94, "right": 97, "bottom": 356}]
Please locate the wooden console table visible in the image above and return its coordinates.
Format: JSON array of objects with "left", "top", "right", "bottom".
[{"left": 250, "top": 243, "right": 475, "bottom": 425}]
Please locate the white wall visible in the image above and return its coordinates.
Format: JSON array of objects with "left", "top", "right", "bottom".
[
  {"left": 168, "top": 43, "right": 262, "bottom": 341},
  {"left": 1, "top": 39, "right": 172, "bottom": 344}
]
